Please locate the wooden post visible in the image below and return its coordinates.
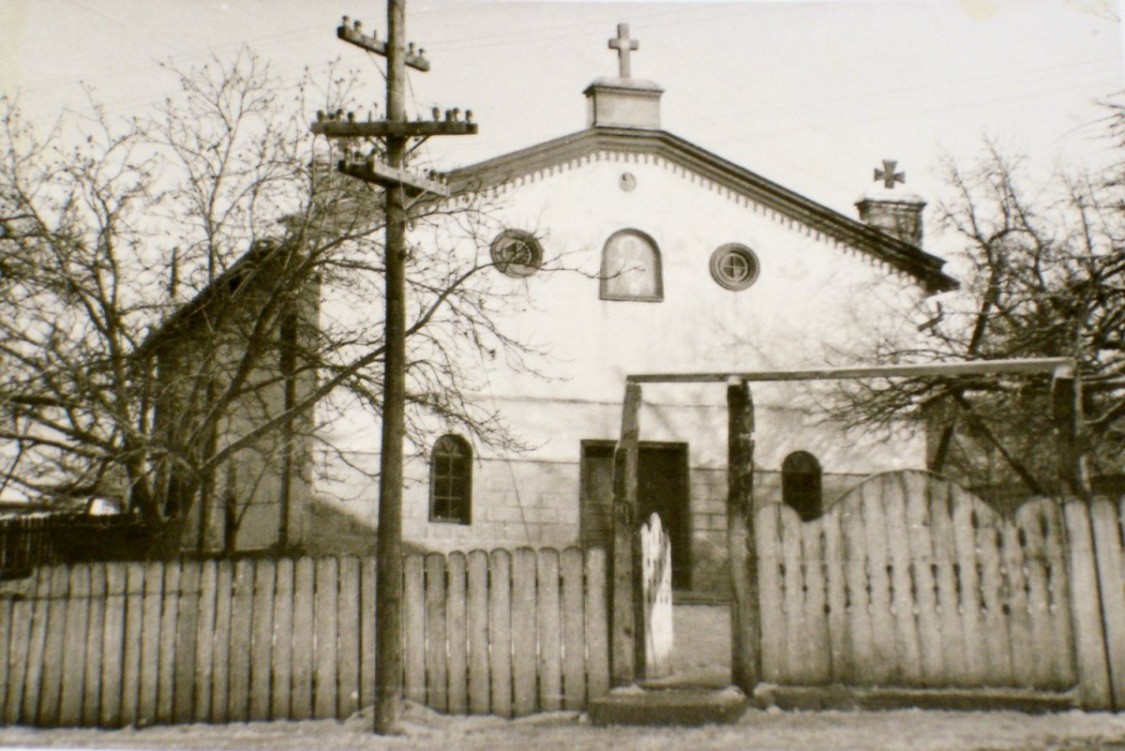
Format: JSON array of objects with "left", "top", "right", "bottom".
[
  {"left": 1052, "top": 372, "right": 1092, "bottom": 499},
  {"left": 373, "top": 0, "right": 409, "bottom": 734},
  {"left": 610, "top": 381, "right": 642, "bottom": 687},
  {"left": 727, "top": 377, "right": 760, "bottom": 694}
]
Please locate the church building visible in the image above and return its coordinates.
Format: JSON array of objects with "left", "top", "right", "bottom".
[{"left": 309, "top": 24, "right": 957, "bottom": 594}]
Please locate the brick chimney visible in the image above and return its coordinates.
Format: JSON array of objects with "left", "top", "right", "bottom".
[
  {"left": 584, "top": 23, "right": 663, "bottom": 130},
  {"left": 855, "top": 159, "right": 926, "bottom": 246}
]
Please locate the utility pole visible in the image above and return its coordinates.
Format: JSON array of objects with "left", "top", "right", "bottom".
[{"left": 311, "top": 0, "right": 476, "bottom": 733}]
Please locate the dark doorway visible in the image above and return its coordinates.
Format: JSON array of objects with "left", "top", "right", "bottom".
[{"left": 580, "top": 441, "right": 692, "bottom": 590}]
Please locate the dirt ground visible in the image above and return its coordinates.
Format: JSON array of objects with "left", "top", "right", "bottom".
[{"left": 6, "top": 606, "right": 1125, "bottom": 751}]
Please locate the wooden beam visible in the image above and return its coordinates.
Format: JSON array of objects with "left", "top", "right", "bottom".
[
  {"left": 337, "top": 159, "right": 451, "bottom": 197},
  {"left": 627, "top": 357, "right": 1075, "bottom": 385},
  {"left": 727, "top": 378, "right": 760, "bottom": 694},
  {"left": 336, "top": 21, "right": 430, "bottom": 71},
  {"left": 311, "top": 120, "right": 477, "bottom": 139},
  {"left": 610, "top": 381, "right": 642, "bottom": 687}
]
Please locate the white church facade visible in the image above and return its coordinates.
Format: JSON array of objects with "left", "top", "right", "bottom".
[{"left": 309, "top": 26, "right": 957, "bottom": 594}]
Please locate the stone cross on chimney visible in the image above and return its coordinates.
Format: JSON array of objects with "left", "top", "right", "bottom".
[
  {"left": 856, "top": 159, "right": 926, "bottom": 246},
  {"left": 609, "top": 23, "right": 639, "bottom": 78},
  {"left": 584, "top": 23, "right": 663, "bottom": 130},
  {"left": 874, "top": 159, "right": 905, "bottom": 189}
]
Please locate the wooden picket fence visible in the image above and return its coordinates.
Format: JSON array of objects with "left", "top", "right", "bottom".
[
  {"left": 754, "top": 469, "right": 1125, "bottom": 708},
  {"left": 0, "top": 546, "right": 609, "bottom": 728}
]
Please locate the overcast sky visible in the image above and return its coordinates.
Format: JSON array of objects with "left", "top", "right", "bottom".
[{"left": 2, "top": 0, "right": 1123, "bottom": 244}]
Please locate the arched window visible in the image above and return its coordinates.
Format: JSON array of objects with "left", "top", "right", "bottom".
[
  {"left": 430, "top": 435, "right": 472, "bottom": 524},
  {"left": 600, "top": 229, "right": 663, "bottom": 301},
  {"left": 782, "top": 451, "right": 822, "bottom": 521}
]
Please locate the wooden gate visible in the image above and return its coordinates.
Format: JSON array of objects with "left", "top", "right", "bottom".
[{"left": 755, "top": 470, "right": 1078, "bottom": 691}]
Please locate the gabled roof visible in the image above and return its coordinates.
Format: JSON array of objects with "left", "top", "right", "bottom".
[{"left": 447, "top": 127, "right": 957, "bottom": 293}]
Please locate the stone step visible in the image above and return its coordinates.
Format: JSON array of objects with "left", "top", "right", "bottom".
[{"left": 588, "top": 686, "right": 749, "bottom": 727}]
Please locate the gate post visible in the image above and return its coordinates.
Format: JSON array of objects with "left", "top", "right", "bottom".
[
  {"left": 610, "top": 381, "right": 642, "bottom": 687},
  {"left": 727, "top": 378, "right": 760, "bottom": 694},
  {"left": 1051, "top": 369, "right": 1091, "bottom": 499}
]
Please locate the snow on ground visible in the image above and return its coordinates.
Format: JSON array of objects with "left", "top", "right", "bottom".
[{"left": 4, "top": 703, "right": 1125, "bottom": 751}]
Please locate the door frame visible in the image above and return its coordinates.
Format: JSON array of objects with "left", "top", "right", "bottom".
[{"left": 580, "top": 439, "right": 692, "bottom": 590}]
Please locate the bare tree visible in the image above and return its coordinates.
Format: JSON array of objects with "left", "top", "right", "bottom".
[
  {"left": 830, "top": 132, "right": 1125, "bottom": 502},
  {"left": 0, "top": 48, "right": 544, "bottom": 553}
]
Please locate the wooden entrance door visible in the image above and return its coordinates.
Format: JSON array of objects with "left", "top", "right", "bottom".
[{"left": 580, "top": 441, "right": 691, "bottom": 590}]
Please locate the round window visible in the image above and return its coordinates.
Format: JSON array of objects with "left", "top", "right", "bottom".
[
  {"left": 490, "top": 230, "right": 543, "bottom": 277},
  {"left": 709, "top": 244, "right": 760, "bottom": 291}
]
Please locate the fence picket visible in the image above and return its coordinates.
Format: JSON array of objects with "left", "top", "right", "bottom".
[
  {"left": 1020, "top": 502, "right": 1054, "bottom": 689},
  {"left": 883, "top": 474, "right": 922, "bottom": 685},
  {"left": 512, "top": 548, "right": 538, "bottom": 716},
  {"left": 755, "top": 504, "right": 784, "bottom": 682},
  {"left": 210, "top": 560, "right": 235, "bottom": 723},
  {"left": 403, "top": 554, "right": 426, "bottom": 704},
  {"left": 38, "top": 565, "right": 72, "bottom": 726},
  {"left": 537, "top": 548, "right": 563, "bottom": 710},
  {"left": 0, "top": 592, "right": 10, "bottom": 717},
  {"left": 227, "top": 559, "right": 255, "bottom": 722},
  {"left": 270, "top": 558, "right": 295, "bottom": 721},
  {"left": 193, "top": 561, "right": 218, "bottom": 724},
  {"left": 359, "top": 556, "right": 377, "bottom": 711},
  {"left": 560, "top": 547, "right": 586, "bottom": 709},
  {"left": 424, "top": 553, "right": 448, "bottom": 713},
  {"left": 336, "top": 556, "right": 361, "bottom": 718},
  {"left": 99, "top": 563, "right": 126, "bottom": 728},
  {"left": 155, "top": 561, "right": 181, "bottom": 724},
  {"left": 466, "top": 550, "right": 490, "bottom": 715},
  {"left": 801, "top": 518, "right": 831, "bottom": 684},
  {"left": 313, "top": 557, "right": 339, "bottom": 719},
  {"left": 780, "top": 507, "right": 806, "bottom": 683},
  {"left": 841, "top": 496, "right": 875, "bottom": 684},
  {"left": 289, "top": 557, "right": 314, "bottom": 720},
  {"left": 928, "top": 479, "right": 966, "bottom": 687},
  {"left": 58, "top": 563, "right": 90, "bottom": 726},
  {"left": 998, "top": 517, "right": 1032, "bottom": 688},
  {"left": 973, "top": 507, "right": 1013, "bottom": 685},
  {"left": 904, "top": 475, "right": 942, "bottom": 687},
  {"left": 446, "top": 552, "right": 469, "bottom": 714},
  {"left": 1040, "top": 500, "right": 1076, "bottom": 689},
  {"left": 861, "top": 479, "right": 897, "bottom": 685},
  {"left": 136, "top": 562, "right": 165, "bottom": 725},
  {"left": 584, "top": 547, "right": 609, "bottom": 701},
  {"left": 19, "top": 568, "right": 53, "bottom": 725},
  {"left": 173, "top": 562, "right": 200, "bottom": 723},
  {"left": 4, "top": 569, "right": 38, "bottom": 724},
  {"left": 821, "top": 503, "right": 850, "bottom": 683},
  {"left": 489, "top": 549, "right": 513, "bottom": 717},
  {"left": 119, "top": 563, "right": 145, "bottom": 726},
  {"left": 1092, "top": 498, "right": 1125, "bottom": 705},
  {"left": 949, "top": 486, "right": 986, "bottom": 687},
  {"left": 81, "top": 563, "right": 106, "bottom": 725},
  {"left": 249, "top": 559, "right": 276, "bottom": 721},
  {"left": 1063, "top": 500, "right": 1112, "bottom": 709}
]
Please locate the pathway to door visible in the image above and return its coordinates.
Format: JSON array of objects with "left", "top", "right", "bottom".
[{"left": 646, "top": 603, "right": 731, "bottom": 688}]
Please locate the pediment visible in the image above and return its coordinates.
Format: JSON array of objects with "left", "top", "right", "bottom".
[{"left": 447, "top": 128, "right": 956, "bottom": 293}]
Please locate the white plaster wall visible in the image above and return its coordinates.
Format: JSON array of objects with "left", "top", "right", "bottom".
[{"left": 311, "top": 148, "right": 931, "bottom": 546}]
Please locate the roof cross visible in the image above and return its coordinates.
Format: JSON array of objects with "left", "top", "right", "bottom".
[
  {"left": 874, "top": 159, "right": 905, "bottom": 189},
  {"left": 608, "top": 23, "right": 639, "bottom": 78}
]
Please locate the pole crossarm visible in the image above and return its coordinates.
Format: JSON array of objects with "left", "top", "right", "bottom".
[
  {"left": 626, "top": 357, "right": 1077, "bottom": 384},
  {"left": 337, "top": 18, "right": 430, "bottom": 70},
  {"left": 311, "top": 120, "right": 478, "bottom": 138},
  {"left": 337, "top": 158, "right": 451, "bottom": 197}
]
